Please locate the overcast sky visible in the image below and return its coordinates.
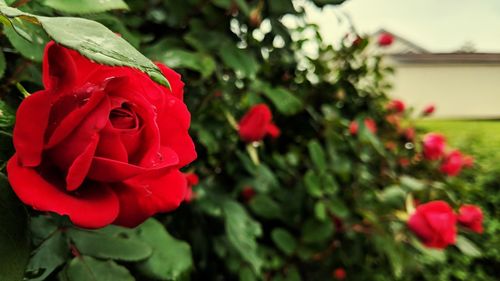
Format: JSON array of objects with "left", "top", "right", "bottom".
[{"left": 305, "top": 0, "right": 500, "bottom": 52}]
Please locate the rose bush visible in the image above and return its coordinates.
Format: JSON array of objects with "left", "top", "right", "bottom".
[{"left": 7, "top": 42, "right": 196, "bottom": 228}]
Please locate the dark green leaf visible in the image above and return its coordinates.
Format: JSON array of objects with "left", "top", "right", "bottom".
[
  {"left": 271, "top": 228, "right": 297, "bottom": 255},
  {"left": 308, "top": 140, "right": 327, "bottom": 172},
  {"left": 249, "top": 194, "right": 281, "bottom": 220},
  {"left": 43, "top": 0, "right": 128, "bottom": 14},
  {"left": 304, "top": 170, "right": 322, "bottom": 198},
  {"left": 0, "top": 50, "right": 5, "bottom": 78},
  {"left": 25, "top": 231, "right": 68, "bottom": 281},
  {"left": 3, "top": 19, "right": 49, "bottom": 62},
  {"left": 158, "top": 49, "right": 216, "bottom": 78},
  {"left": 135, "top": 218, "right": 193, "bottom": 280},
  {"left": 63, "top": 256, "right": 134, "bottom": 281},
  {"left": 223, "top": 200, "right": 262, "bottom": 273},
  {"left": 68, "top": 228, "right": 152, "bottom": 262},
  {"left": 301, "top": 218, "right": 333, "bottom": 244},
  {"left": 262, "top": 86, "right": 302, "bottom": 115},
  {"left": 218, "top": 43, "right": 259, "bottom": 78},
  {"left": 0, "top": 174, "right": 30, "bottom": 281}
]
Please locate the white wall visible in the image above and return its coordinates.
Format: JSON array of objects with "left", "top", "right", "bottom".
[{"left": 388, "top": 62, "right": 500, "bottom": 119}]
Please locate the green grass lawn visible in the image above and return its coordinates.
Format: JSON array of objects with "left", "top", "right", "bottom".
[{"left": 418, "top": 120, "right": 500, "bottom": 161}]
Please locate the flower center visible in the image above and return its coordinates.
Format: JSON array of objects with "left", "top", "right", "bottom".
[{"left": 110, "top": 103, "right": 138, "bottom": 130}]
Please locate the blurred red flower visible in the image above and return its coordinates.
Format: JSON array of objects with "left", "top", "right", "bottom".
[
  {"left": 408, "top": 201, "right": 457, "bottom": 249},
  {"left": 387, "top": 99, "right": 406, "bottom": 113},
  {"left": 423, "top": 133, "right": 446, "bottom": 160},
  {"left": 457, "top": 204, "right": 484, "bottom": 234},
  {"left": 378, "top": 32, "right": 394, "bottom": 46},
  {"left": 440, "top": 150, "right": 464, "bottom": 176},
  {"left": 238, "top": 104, "right": 280, "bottom": 142},
  {"left": 422, "top": 104, "right": 435, "bottom": 116},
  {"left": 349, "top": 118, "right": 377, "bottom": 135},
  {"left": 333, "top": 268, "right": 346, "bottom": 280}
]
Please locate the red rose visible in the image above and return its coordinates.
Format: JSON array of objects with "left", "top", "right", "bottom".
[
  {"left": 408, "top": 201, "right": 457, "bottom": 249},
  {"left": 378, "top": 32, "right": 394, "bottom": 46},
  {"left": 333, "top": 268, "right": 346, "bottom": 280},
  {"left": 238, "top": 104, "right": 280, "bottom": 142},
  {"left": 440, "top": 150, "right": 464, "bottom": 177},
  {"left": 183, "top": 172, "right": 199, "bottom": 203},
  {"left": 422, "top": 133, "right": 446, "bottom": 160},
  {"left": 387, "top": 99, "right": 405, "bottom": 113},
  {"left": 422, "top": 104, "right": 435, "bottom": 116},
  {"left": 349, "top": 118, "right": 377, "bottom": 135},
  {"left": 457, "top": 204, "right": 484, "bottom": 234},
  {"left": 7, "top": 42, "right": 196, "bottom": 228}
]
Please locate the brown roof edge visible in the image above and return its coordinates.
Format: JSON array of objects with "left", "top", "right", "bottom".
[{"left": 390, "top": 53, "right": 500, "bottom": 64}]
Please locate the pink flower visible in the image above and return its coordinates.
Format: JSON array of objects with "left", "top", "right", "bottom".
[
  {"left": 457, "top": 204, "right": 484, "bottom": 234},
  {"left": 378, "top": 32, "right": 394, "bottom": 46},
  {"left": 440, "top": 150, "right": 464, "bottom": 177},
  {"left": 423, "top": 133, "right": 446, "bottom": 160}
]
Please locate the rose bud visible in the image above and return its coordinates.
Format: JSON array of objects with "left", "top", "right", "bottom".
[
  {"left": 349, "top": 118, "right": 377, "bottom": 135},
  {"left": 399, "top": 157, "right": 410, "bottom": 167},
  {"left": 378, "top": 32, "right": 394, "bottom": 46},
  {"left": 238, "top": 104, "right": 280, "bottom": 142},
  {"left": 387, "top": 99, "right": 406, "bottom": 113},
  {"left": 422, "top": 104, "right": 436, "bottom": 116},
  {"left": 408, "top": 201, "right": 457, "bottom": 249},
  {"left": 422, "top": 133, "right": 446, "bottom": 160},
  {"left": 7, "top": 42, "right": 197, "bottom": 228},
  {"left": 241, "top": 186, "right": 256, "bottom": 202},
  {"left": 457, "top": 204, "right": 484, "bottom": 234},
  {"left": 440, "top": 150, "right": 464, "bottom": 177},
  {"left": 462, "top": 155, "right": 474, "bottom": 168},
  {"left": 183, "top": 172, "right": 200, "bottom": 203},
  {"left": 332, "top": 268, "right": 346, "bottom": 280},
  {"left": 404, "top": 127, "right": 416, "bottom": 141}
]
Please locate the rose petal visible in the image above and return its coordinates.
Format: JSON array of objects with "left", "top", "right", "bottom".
[
  {"left": 7, "top": 154, "right": 119, "bottom": 228},
  {"left": 43, "top": 42, "right": 78, "bottom": 92},
  {"left": 112, "top": 169, "right": 187, "bottom": 227},
  {"left": 156, "top": 63, "right": 185, "bottom": 100},
  {"left": 13, "top": 90, "right": 52, "bottom": 167},
  {"left": 88, "top": 146, "right": 179, "bottom": 182},
  {"left": 66, "top": 134, "right": 99, "bottom": 191}
]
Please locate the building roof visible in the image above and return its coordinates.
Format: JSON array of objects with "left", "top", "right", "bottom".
[
  {"left": 373, "top": 28, "right": 429, "bottom": 54},
  {"left": 390, "top": 53, "right": 500, "bottom": 64}
]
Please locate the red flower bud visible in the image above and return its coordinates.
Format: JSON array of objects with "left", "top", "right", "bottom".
[{"left": 457, "top": 204, "right": 484, "bottom": 234}]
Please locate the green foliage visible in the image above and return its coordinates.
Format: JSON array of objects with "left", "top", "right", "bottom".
[
  {"left": 0, "top": 0, "right": 497, "bottom": 280},
  {"left": 0, "top": 174, "right": 30, "bottom": 281}
]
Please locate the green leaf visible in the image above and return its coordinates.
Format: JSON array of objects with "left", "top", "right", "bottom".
[
  {"left": 262, "top": 86, "right": 303, "bottom": 115},
  {"left": 308, "top": 140, "right": 327, "bottom": 172},
  {"left": 301, "top": 218, "right": 333, "bottom": 244},
  {"left": 0, "top": 3, "right": 169, "bottom": 87},
  {"left": 0, "top": 50, "right": 5, "bottom": 78},
  {"left": 0, "top": 174, "right": 30, "bottom": 281},
  {"left": 456, "top": 235, "right": 482, "bottom": 257},
  {"left": 400, "top": 176, "right": 426, "bottom": 192},
  {"left": 135, "top": 218, "right": 193, "bottom": 280},
  {"left": 3, "top": 19, "right": 49, "bottom": 62},
  {"left": 249, "top": 194, "right": 282, "bottom": 220},
  {"left": 271, "top": 228, "right": 297, "bottom": 255},
  {"left": 327, "top": 197, "right": 350, "bottom": 218},
  {"left": 304, "top": 170, "right": 322, "bottom": 198},
  {"left": 25, "top": 231, "right": 68, "bottom": 281},
  {"left": 314, "top": 201, "right": 327, "bottom": 221},
  {"left": 43, "top": 0, "right": 129, "bottom": 14},
  {"left": 379, "top": 185, "right": 406, "bottom": 207},
  {"left": 218, "top": 43, "right": 259, "bottom": 78},
  {"left": 63, "top": 256, "right": 134, "bottom": 281},
  {"left": 223, "top": 200, "right": 262, "bottom": 273},
  {"left": 68, "top": 228, "right": 152, "bottom": 262},
  {"left": 158, "top": 49, "right": 216, "bottom": 79}
]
